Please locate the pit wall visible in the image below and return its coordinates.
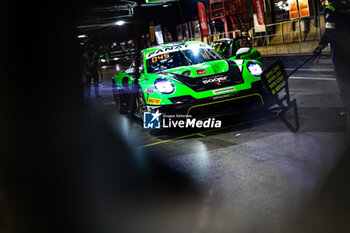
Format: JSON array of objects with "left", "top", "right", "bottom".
[{"left": 255, "top": 41, "right": 331, "bottom": 56}]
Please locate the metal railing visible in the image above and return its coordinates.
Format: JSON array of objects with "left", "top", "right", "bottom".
[
  {"left": 251, "top": 16, "right": 324, "bottom": 47},
  {"left": 188, "top": 30, "right": 243, "bottom": 45},
  {"left": 186, "top": 16, "right": 325, "bottom": 47}
]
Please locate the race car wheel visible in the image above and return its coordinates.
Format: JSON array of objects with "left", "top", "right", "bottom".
[
  {"left": 112, "top": 80, "right": 129, "bottom": 114},
  {"left": 137, "top": 89, "right": 147, "bottom": 121},
  {"left": 115, "top": 90, "right": 129, "bottom": 114}
]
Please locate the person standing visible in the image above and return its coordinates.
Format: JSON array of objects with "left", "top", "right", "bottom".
[
  {"left": 313, "top": 0, "right": 350, "bottom": 116},
  {"left": 83, "top": 44, "right": 101, "bottom": 99}
]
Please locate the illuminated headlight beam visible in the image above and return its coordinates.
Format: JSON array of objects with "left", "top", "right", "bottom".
[
  {"left": 154, "top": 79, "right": 175, "bottom": 94},
  {"left": 247, "top": 62, "right": 263, "bottom": 76}
]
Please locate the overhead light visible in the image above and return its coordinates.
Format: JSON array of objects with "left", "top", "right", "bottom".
[
  {"left": 115, "top": 20, "right": 125, "bottom": 26},
  {"left": 77, "top": 34, "right": 87, "bottom": 38}
]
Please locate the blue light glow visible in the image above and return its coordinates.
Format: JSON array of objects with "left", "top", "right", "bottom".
[
  {"left": 154, "top": 79, "right": 175, "bottom": 94},
  {"left": 247, "top": 62, "right": 263, "bottom": 76}
]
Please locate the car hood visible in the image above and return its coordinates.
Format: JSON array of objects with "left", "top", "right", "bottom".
[{"left": 163, "top": 60, "right": 231, "bottom": 78}]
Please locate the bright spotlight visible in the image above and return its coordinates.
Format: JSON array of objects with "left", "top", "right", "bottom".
[{"left": 115, "top": 20, "right": 125, "bottom": 26}]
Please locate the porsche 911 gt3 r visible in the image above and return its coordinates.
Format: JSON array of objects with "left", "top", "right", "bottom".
[{"left": 112, "top": 41, "right": 269, "bottom": 120}]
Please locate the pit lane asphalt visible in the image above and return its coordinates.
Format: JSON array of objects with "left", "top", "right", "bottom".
[{"left": 85, "top": 55, "right": 349, "bottom": 233}]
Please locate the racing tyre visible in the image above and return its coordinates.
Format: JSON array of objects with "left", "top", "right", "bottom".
[
  {"left": 137, "top": 88, "right": 147, "bottom": 121},
  {"left": 112, "top": 80, "right": 129, "bottom": 114}
]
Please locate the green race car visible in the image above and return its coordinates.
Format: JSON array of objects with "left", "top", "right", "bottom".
[
  {"left": 112, "top": 41, "right": 269, "bottom": 119},
  {"left": 211, "top": 36, "right": 261, "bottom": 61}
]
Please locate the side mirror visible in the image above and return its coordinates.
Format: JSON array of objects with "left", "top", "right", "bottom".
[
  {"left": 235, "top": 48, "right": 251, "bottom": 57},
  {"left": 139, "top": 66, "right": 144, "bottom": 73},
  {"left": 125, "top": 67, "right": 137, "bottom": 75}
]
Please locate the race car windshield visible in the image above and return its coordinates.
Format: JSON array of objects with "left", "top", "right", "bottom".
[{"left": 146, "top": 48, "right": 222, "bottom": 73}]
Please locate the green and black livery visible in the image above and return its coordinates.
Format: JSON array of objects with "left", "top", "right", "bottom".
[{"left": 112, "top": 41, "right": 269, "bottom": 119}]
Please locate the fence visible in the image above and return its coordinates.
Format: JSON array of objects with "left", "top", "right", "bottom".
[
  {"left": 251, "top": 16, "right": 324, "bottom": 47},
  {"left": 188, "top": 16, "right": 325, "bottom": 47}
]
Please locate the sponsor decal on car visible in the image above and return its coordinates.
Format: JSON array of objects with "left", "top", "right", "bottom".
[
  {"left": 212, "top": 87, "right": 236, "bottom": 95},
  {"left": 145, "top": 87, "right": 154, "bottom": 93},
  {"left": 146, "top": 43, "right": 211, "bottom": 59},
  {"left": 147, "top": 98, "right": 161, "bottom": 104},
  {"left": 196, "top": 69, "right": 207, "bottom": 75},
  {"left": 212, "top": 93, "right": 234, "bottom": 100},
  {"left": 202, "top": 75, "right": 228, "bottom": 85}
]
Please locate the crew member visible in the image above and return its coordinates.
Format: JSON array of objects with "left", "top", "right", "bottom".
[
  {"left": 313, "top": 0, "right": 350, "bottom": 117},
  {"left": 83, "top": 44, "right": 101, "bottom": 98}
]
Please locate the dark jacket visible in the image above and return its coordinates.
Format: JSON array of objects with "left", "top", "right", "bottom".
[
  {"left": 83, "top": 50, "right": 99, "bottom": 75},
  {"left": 319, "top": 0, "right": 350, "bottom": 51}
]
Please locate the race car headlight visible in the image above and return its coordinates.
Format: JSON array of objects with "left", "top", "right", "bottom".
[
  {"left": 247, "top": 62, "right": 263, "bottom": 76},
  {"left": 154, "top": 78, "right": 175, "bottom": 94}
]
